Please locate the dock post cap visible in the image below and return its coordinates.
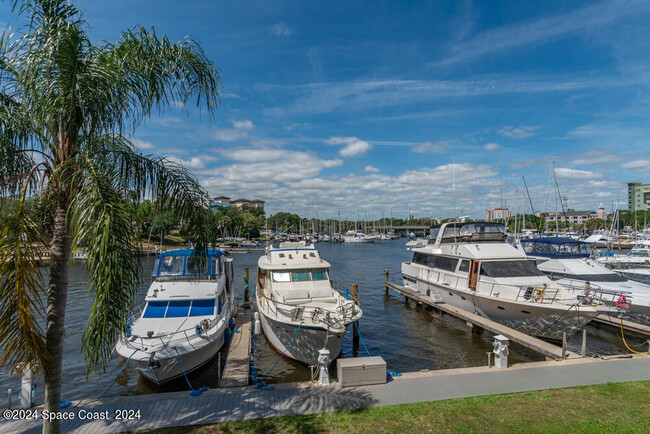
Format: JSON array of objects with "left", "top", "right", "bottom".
[{"left": 493, "top": 334, "right": 509, "bottom": 342}]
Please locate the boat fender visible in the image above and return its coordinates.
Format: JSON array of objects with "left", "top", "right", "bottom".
[
  {"left": 195, "top": 324, "right": 202, "bottom": 335},
  {"left": 124, "top": 321, "right": 132, "bottom": 338},
  {"left": 229, "top": 318, "right": 235, "bottom": 331}
]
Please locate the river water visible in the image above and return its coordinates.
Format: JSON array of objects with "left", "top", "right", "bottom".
[{"left": 0, "top": 240, "right": 642, "bottom": 407}]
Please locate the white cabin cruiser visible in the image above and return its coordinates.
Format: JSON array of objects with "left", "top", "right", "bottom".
[
  {"left": 255, "top": 241, "right": 362, "bottom": 366},
  {"left": 115, "top": 249, "right": 235, "bottom": 384},
  {"left": 343, "top": 231, "right": 377, "bottom": 243},
  {"left": 519, "top": 238, "right": 650, "bottom": 325},
  {"left": 401, "top": 222, "right": 604, "bottom": 340}
]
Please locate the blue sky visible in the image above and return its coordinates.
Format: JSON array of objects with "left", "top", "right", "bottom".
[{"left": 3, "top": 0, "right": 650, "bottom": 219}]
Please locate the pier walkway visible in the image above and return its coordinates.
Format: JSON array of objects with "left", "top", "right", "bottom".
[
  {"left": 221, "top": 307, "right": 252, "bottom": 388},
  {"left": 3, "top": 355, "right": 649, "bottom": 433},
  {"left": 385, "top": 281, "right": 566, "bottom": 360}
]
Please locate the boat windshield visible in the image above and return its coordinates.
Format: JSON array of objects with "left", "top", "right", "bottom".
[
  {"left": 480, "top": 260, "right": 545, "bottom": 278},
  {"left": 159, "top": 256, "right": 185, "bottom": 276},
  {"left": 521, "top": 241, "right": 591, "bottom": 256},
  {"left": 272, "top": 269, "right": 329, "bottom": 282},
  {"left": 629, "top": 249, "right": 650, "bottom": 257}
]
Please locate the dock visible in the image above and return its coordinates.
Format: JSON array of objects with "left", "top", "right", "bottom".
[
  {"left": 384, "top": 281, "right": 565, "bottom": 360},
  {"left": 4, "top": 354, "right": 649, "bottom": 433},
  {"left": 593, "top": 313, "right": 650, "bottom": 337},
  {"left": 220, "top": 307, "right": 252, "bottom": 387}
]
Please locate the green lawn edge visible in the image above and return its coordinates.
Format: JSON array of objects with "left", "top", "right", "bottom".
[{"left": 140, "top": 381, "right": 650, "bottom": 433}]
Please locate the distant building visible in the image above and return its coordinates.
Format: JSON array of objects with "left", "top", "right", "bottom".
[
  {"left": 250, "top": 199, "right": 266, "bottom": 210},
  {"left": 230, "top": 198, "right": 251, "bottom": 208},
  {"left": 628, "top": 182, "right": 650, "bottom": 212},
  {"left": 485, "top": 208, "right": 511, "bottom": 222},
  {"left": 546, "top": 210, "right": 597, "bottom": 225},
  {"left": 212, "top": 196, "right": 266, "bottom": 211},
  {"left": 597, "top": 203, "right": 607, "bottom": 220},
  {"left": 212, "top": 195, "right": 230, "bottom": 204}
]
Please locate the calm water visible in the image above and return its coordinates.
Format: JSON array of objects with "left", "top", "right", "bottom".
[{"left": 0, "top": 240, "right": 643, "bottom": 407}]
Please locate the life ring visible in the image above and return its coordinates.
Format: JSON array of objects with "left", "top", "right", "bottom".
[{"left": 531, "top": 288, "right": 544, "bottom": 303}]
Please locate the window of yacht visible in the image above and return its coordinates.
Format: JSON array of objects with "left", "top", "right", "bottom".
[
  {"left": 292, "top": 270, "right": 311, "bottom": 282},
  {"left": 311, "top": 269, "right": 328, "bottom": 280},
  {"left": 159, "top": 256, "right": 185, "bottom": 276},
  {"left": 458, "top": 260, "right": 469, "bottom": 273},
  {"left": 152, "top": 257, "right": 160, "bottom": 276},
  {"left": 413, "top": 252, "right": 429, "bottom": 265},
  {"left": 190, "top": 299, "right": 215, "bottom": 316},
  {"left": 166, "top": 300, "right": 191, "bottom": 317},
  {"left": 210, "top": 257, "right": 219, "bottom": 275},
  {"left": 273, "top": 271, "right": 291, "bottom": 282},
  {"left": 480, "top": 260, "right": 545, "bottom": 278},
  {"left": 437, "top": 256, "right": 459, "bottom": 272},
  {"left": 187, "top": 257, "right": 207, "bottom": 275},
  {"left": 143, "top": 301, "right": 168, "bottom": 318}
]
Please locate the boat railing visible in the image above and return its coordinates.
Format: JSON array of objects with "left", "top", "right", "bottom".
[
  {"left": 258, "top": 289, "right": 360, "bottom": 329},
  {"left": 478, "top": 280, "right": 566, "bottom": 305},
  {"left": 120, "top": 302, "right": 232, "bottom": 352}
]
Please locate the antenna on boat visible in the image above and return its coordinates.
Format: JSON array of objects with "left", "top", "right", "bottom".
[{"left": 452, "top": 157, "right": 456, "bottom": 222}]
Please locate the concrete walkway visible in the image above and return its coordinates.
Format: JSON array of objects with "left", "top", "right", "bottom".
[{"left": 2, "top": 355, "right": 649, "bottom": 433}]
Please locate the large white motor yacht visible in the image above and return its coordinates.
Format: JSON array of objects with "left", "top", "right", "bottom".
[
  {"left": 115, "top": 249, "right": 235, "bottom": 384},
  {"left": 255, "top": 241, "right": 362, "bottom": 366},
  {"left": 401, "top": 222, "right": 605, "bottom": 340},
  {"left": 518, "top": 237, "right": 650, "bottom": 325}
]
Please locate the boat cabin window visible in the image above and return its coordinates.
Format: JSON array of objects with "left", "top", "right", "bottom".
[
  {"left": 564, "top": 273, "right": 627, "bottom": 282},
  {"left": 413, "top": 252, "right": 429, "bottom": 266},
  {"left": 273, "top": 271, "right": 291, "bottom": 282},
  {"left": 429, "top": 227, "right": 441, "bottom": 239},
  {"left": 292, "top": 270, "right": 311, "bottom": 282},
  {"left": 458, "top": 260, "right": 469, "bottom": 273},
  {"left": 480, "top": 261, "right": 545, "bottom": 278},
  {"left": 437, "top": 256, "right": 459, "bottom": 272},
  {"left": 311, "top": 269, "right": 328, "bottom": 280},
  {"left": 159, "top": 256, "right": 185, "bottom": 276},
  {"left": 143, "top": 299, "right": 216, "bottom": 318}
]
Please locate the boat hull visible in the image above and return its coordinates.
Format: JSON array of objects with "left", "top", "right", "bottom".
[
  {"left": 404, "top": 275, "right": 598, "bottom": 340},
  {"left": 133, "top": 333, "right": 225, "bottom": 385},
  {"left": 257, "top": 307, "right": 345, "bottom": 366}
]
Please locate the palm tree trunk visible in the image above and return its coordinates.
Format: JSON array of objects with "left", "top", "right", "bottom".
[{"left": 43, "top": 203, "right": 71, "bottom": 434}]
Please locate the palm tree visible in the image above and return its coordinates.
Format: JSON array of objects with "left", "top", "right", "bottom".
[{"left": 0, "top": 1, "right": 222, "bottom": 432}]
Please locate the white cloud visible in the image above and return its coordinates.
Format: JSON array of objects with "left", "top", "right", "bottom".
[
  {"left": 326, "top": 136, "right": 372, "bottom": 157},
  {"left": 365, "top": 165, "right": 380, "bottom": 173},
  {"left": 498, "top": 126, "right": 538, "bottom": 139},
  {"left": 484, "top": 142, "right": 500, "bottom": 151},
  {"left": 232, "top": 120, "right": 254, "bottom": 130},
  {"left": 411, "top": 141, "right": 447, "bottom": 154},
  {"left": 168, "top": 155, "right": 217, "bottom": 170},
  {"left": 554, "top": 167, "right": 596, "bottom": 179},
  {"left": 270, "top": 22, "right": 295, "bottom": 37},
  {"left": 285, "top": 122, "right": 310, "bottom": 131},
  {"left": 214, "top": 128, "right": 247, "bottom": 141},
  {"left": 132, "top": 139, "right": 154, "bottom": 150},
  {"left": 621, "top": 160, "right": 650, "bottom": 172}
]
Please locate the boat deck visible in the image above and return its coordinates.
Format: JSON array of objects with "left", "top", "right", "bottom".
[{"left": 3, "top": 355, "right": 649, "bottom": 433}]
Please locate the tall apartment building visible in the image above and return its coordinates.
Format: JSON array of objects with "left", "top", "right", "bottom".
[{"left": 628, "top": 182, "right": 650, "bottom": 212}]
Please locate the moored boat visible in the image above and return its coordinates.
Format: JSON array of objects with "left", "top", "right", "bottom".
[
  {"left": 115, "top": 249, "right": 235, "bottom": 384},
  {"left": 255, "top": 241, "right": 362, "bottom": 365},
  {"left": 401, "top": 222, "right": 605, "bottom": 340}
]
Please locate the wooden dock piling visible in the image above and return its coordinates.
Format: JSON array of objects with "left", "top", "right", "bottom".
[
  {"left": 384, "top": 280, "right": 565, "bottom": 360},
  {"left": 243, "top": 267, "right": 250, "bottom": 304}
]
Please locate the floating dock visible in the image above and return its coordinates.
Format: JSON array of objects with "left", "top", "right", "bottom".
[
  {"left": 220, "top": 307, "right": 252, "bottom": 388},
  {"left": 384, "top": 281, "right": 566, "bottom": 360},
  {"left": 593, "top": 314, "right": 650, "bottom": 337}
]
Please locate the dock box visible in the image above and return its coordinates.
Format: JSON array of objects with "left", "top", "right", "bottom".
[{"left": 337, "top": 356, "right": 386, "bottom": 387}]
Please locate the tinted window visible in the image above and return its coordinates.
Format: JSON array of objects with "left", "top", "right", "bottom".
[
  {"left": 437, "top": 256, "right": 459, "bottom": 272},
  {"left": 458, "top": 260, "right": 469, "bottom": 273},
  {"left": 480, "top": 261, "right": 545, "bottom": 278},
  {"left": 565, "top": 273, "right": 627, "bottom": 282},
  {"left": 413, "top": 253, "right": 429, "bottom": 265},
  {"left": 292, "top": 270, "right": 311, "bottom": 282},
  {"left": 311, "top": 269, "right": 328, "bottom": 280}
]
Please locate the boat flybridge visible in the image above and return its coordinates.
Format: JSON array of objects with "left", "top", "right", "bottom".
[
  {"left": 255, "top": 241, "right": 362, "bottom": 366},
  {"left": 115, "top": 249, "right": 235, "bottom": 384},
  {"left": 401, "top": 222, "right": 606, "bottom": 340},
  {"left": 518, "top": 237, "right": 650, "bottom": 325}
]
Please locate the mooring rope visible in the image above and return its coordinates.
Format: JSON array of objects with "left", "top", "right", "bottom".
[
  {"left": 96, "top": 348, "right": 139, "bottom": 400},
  {"left": 353, "top": 321, "right": 402, "bottom": 378},
  {"left": 255, "top": 322, "right": 303, "bottom": 390},
  {"left": 173, "top": 346, "right": 208, "bottom": 396}
]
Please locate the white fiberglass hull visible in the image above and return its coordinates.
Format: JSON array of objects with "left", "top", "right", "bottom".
[
  {"left": 403, "top": 273, "right": 598, "bottom": 340},
  {"left": 256, "top": 303, "right": 345, "bottom": 366}
]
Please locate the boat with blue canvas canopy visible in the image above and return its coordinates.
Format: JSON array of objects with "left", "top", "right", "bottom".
[
  {"left": 115, "top": 249, "right": 235, "bottom": 384},
  {"left": 519, "top": 238, "right": 650, "bottom": 325}
]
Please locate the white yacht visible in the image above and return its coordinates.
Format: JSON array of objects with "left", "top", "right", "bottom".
[
  {"left": 255, "top": 241, "right": 362, "bottom": 365},
  {"left": 596, "top": 239, "right": 650, "bottom": 269},
  {"left": 115, "top": 249, "right": 235, "bottom": 384},
  {"left": 343, "top": 230, "right": 377, "bottom": 243},
  {"left": 518, "top": 237, "right": 650, "bottom": 325},
  {"left": 401, "top": 222, "right": 604, "bottom": 340}
]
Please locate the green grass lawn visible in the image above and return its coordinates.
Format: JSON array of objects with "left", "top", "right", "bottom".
[{"left": 144, "top": 381, "right": 650, "bottom": 433}]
